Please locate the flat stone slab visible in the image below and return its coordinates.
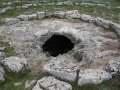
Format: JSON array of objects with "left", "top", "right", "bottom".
[
  {"left": 43, "top": 56, "right": 78, "bottom": 81},
  {"left": 1, "top": 56, "right": 27, "bottom": 73},
  {"left": 32, "top": 76, "right": 72, "bottom": 90},
  {"left": 78, "top": 69, "right": 112, "bottom": 86}
]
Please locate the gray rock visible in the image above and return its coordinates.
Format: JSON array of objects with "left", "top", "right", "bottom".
[
  {"left": 81, "top": 14, "right": 94, "bottom": 23},
  {"left": 64, "top": 1, "right": 73, "bottom": 5},
  {"left": 4, "top": 18, "right": 20, "bottom": 25},
  {"left": 0, "top": 52, "right": 6, "bottom": 61},
  {"left": 25, "top": 80, "right": 36, "bottom": 88},
  {"left": 17, "top": 15, "right": 29, "bottom": 21},
  {"left": 7, "top": 2, "right": 12, "bottom": 6},
  {"left": 97, "top": 4, "right": 105, "bottom": 7},
  {"left": 116, "top": 6, "right": 120, "bottom": 9},
  {"left": 95, "top": 17, "right": 112, "bottom": 28},
  {"left": 45, "top": 12, "right": 54, "bottom": 17},
  {"left": 110, "top": 22, "right": 120, "bottom": 36},
  {"left": 14, "top": 82, "right": 22, "bottom": 86},
  {"left": 0, "top": 46, "right": 5, "bottom": 51},
  {"left": 25, "top": 4, "right": 33, "bottom": 7},
  {"left": 0, "top": 6, "right": 13, "bottom": 14},
  {"left": 37, "top": 12, "right": 45, "bottom": 19},
  {"left": 3, "top": 3, "right": 7, "bottom": 6},
  {"left": 43, "top": 56, "right": 78, "bottom": 81},
  {"left": 78, "top": 69, "right": 112, "bottom": 86},
  {"left": 1, "top": 57, "right": 27, "bottom": 73},
  {"left": 22, "top": 5, "right": 28, "bottom": 9},
  {"left": 33, "top": 4, "right": 37, "bottom": 7},
  {"left": 105, "top": 60, "right": 120, "bottom": 76},
  {"left": 0, "top": 66, "right": 5, "bottom": 82},
  {"left": 80, "top": 2, "right": 96, "bottom": 6},
  {"left": 32, "top": 76, "right": 72, "bottom": 90},
  {"left": 54, "top": 11, "right": 66, "bottom": 18},
  {"left": 28, "top": 14, "right": 37, "bottom": 20},
  {"left": 57, "top": 2, "right": 64, "bottom": 5},
  {"left": 0, "top": 8, "right": 6, "bottom": 14},
  {"left": 65, "top": 10, "right": 81, "bottom": 19}
]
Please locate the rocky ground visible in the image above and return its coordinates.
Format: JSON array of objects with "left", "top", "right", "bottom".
[
  {"left": 0, "top": 0, "right": 120, "bottom": 90},
  {"left": 0, "top": 17, "right": 120, "bottom": 89}
]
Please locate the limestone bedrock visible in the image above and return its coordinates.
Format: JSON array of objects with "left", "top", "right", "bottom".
[{"left": 0, "top": 19, "right": 120, "bottom": 85}]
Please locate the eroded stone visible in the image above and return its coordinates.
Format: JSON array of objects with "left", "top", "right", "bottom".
[
  {"left": 1, "top": 57, "right": 27, "bottom": 73},
  {"left": 32, "top": 76, "right": 72, "bottom": 90},
  {"left": 43, "top": 56, "right": 78, "bottom": 81},
  {"left": 78, "top": 69, "right": 112, "bottom": 86}
]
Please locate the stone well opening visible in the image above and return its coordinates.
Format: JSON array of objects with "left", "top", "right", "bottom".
[{"left": 42, "top": 35, "right": 75, "bottom": 57}]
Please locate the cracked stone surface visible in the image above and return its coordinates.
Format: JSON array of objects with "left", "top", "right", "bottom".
[
  {"left": 105, "top": 59, "right": 120, "bottom": 76},
  {"left": 78, "top": 69, "right": 112, "bottom": 86},
  {"left": 1, "top": 57, "right": 27, "bottom": 73},
  {"left": 43, "top": 55, "right": 78, "bottom": 81},
  {"left": 32, "top": 76, "right": 72, "bottom": 90}
]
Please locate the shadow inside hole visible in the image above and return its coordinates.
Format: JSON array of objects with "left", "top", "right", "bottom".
[{"left": 42, "top": 35, "right": 74, "bottom": 57}]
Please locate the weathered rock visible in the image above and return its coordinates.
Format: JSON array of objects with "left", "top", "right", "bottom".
[
  {"left": 18, "top": 15, "right": 26, "bottom": 21},
  {"left": 0, "top": 6, "right": 12, "bottom": 14},
  {"left": 80, "top": 2, "right": 96, "bottom": 6},
  {"left": 14, "top": 82, "right": 22, "bottom": 86},
  {"left": 0, "top": 8, "right": 6, "bottom": 14},
  {"left": 81, "top": 14, "right": 94, "bottom": 23},
  {"left": 74, "top": 49, "right": 120, "bottom": 64},
  {"left": 45, "top": 12, "right": 54, "bottom": 17},
  {"left": 110, "top": 22, "right": 120, "bottom": 36},
  {"left": 0, "top": 52, "right": 6, "bottom": 61},
  {"left": 7, "top": 2, "right": 12, "bottom": 6},
  {"left": 57, "top": 2, "right": 64, "bottom": 5},
  {"left": 97, "top": 4, "right": 105, "bottom": 7},
  {"left": 78, "top": 69, "right": 112, "bottom": 86},
  {"left": 54, "top": 11, "right": 66, "bottom": 18},
  {"left": 105, "top": 60, "right": 120, "bottom": 76},
  {"left": 3, "top": 2, "right": 11, "bottom": 6},
  {"left": 75, "top": 3, "right": 79, "bottom": 5},
  {"left": 64, "top": 1, "right": 73, "bottom": 5},
  {"left": 0, "top": 66, "right": 5, "bottom": 82},
  {"left": 17, "top": 15, "right": 29, "bottom": 21},
  {"left": 43, "top": 56, "right": 78, "bottom": 81},
  {"left": 28, "top": 14, "right": 37, "bottom": 20},
  {"left": 34, "top": 26, "right": 81, "bottom": 53},
  {"left": 33, "top": 4, "right": 37, "bottom": 7},
  {"left": 65, "top": 10, "right": 81, "bottom": 19},
  {"left": 22, "top": 5, "right": 28, "bottom": 9},
  {"left": 37, "top": 12, "right": 45, "bottom": 19},
  {"left": 0, "top": 46, "right": 5, "bottom": 51},
  {"left": 32, "top": 76, "right": 72, "bottom": 90},
  {"left": 116, "top": 6, "right": 120, "bottom": 9},
  {"left": 1, "top": 57, "right": 27, "bottom": 73},
  {"left": 95, "top": 17, "right": 112, "bottom": 28},
  {"left": 24, "top": 4, "right": 33, "bottom": 7},
  {"left": 25, "top": 80, "right": 36, "bottom": 88},
  {"left": 4, "top": 18, "right": 20, "bottom": 25}
]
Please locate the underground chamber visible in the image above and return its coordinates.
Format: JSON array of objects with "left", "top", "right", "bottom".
[{"left": 42, "top": 35, "right": 75, "bottom": 57}]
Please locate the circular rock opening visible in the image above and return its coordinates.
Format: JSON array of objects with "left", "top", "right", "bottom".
[{"left": 42, "top": 35, "right": 74, "bottom": 57}]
